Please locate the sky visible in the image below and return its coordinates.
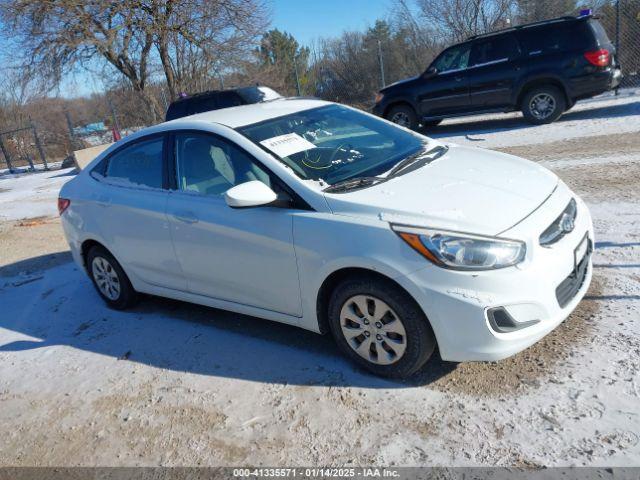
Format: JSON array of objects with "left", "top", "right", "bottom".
[
  {"left": 58, "top": 0, "right": 393, "bottom": 98},
  {"left": 270, "top": 0, "right": 391, "bottom": 47}
]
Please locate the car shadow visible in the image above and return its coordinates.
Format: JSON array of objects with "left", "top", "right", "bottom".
[
  {"left": 424, "top": 100, "right": 640, "bottom": 139},
  {"left": 0, "top": 252, "right": 457, "bottom": 388}
]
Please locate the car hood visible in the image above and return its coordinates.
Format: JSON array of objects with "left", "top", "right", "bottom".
[
  {"left": 381, "top": 76, "right": 420, "bottom": 92},
  {"left": 323, "top": 145, "right": 558, "bottom": 236}
]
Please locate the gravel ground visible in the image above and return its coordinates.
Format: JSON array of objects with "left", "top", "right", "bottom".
[{"left": 0, "top": 95, "right": 638, "bottom": 466}]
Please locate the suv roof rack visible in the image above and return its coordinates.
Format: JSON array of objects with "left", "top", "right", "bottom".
[{"left": 467, "top": 14, "right": 589, "bottom": 41}]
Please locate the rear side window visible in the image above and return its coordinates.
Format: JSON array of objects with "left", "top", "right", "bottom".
[
  {"left": 470, "top": 34, "right": 520, "bottom": 66},
  {"left": 103, "top": 137, "right": 164, "bottom": 189},
  {"left": 518, "top": 22, "right": 592, "bottom": 54}
]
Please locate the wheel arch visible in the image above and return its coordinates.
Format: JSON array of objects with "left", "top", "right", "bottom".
[
  {"left": 382, "top": 99, "right": 418, "bottom": 119},
  {"left": 315, "top": 267, "right": 428, "bottom": 335},
  {"left": 80, "top": 238, "right": 110, "bottom": 271}
]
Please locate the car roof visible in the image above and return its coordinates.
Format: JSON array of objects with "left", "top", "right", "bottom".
[
  {"left": 467, "top": 15, "right": 590, "bottom": 41},
  {"left": 163, "top": 97, "right": 331, "bottom": 129}
]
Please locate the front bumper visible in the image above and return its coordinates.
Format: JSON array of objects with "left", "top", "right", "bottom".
[{"left": 397, "top": 186, "right": 594, "bottom": 362}]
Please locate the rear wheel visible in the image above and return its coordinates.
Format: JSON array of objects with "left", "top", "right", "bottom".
[
  {"left": 328, "top": 275, "right": 436, "bottom": 379},
  {"left": 386, "top": 104, "right": 419, "bottom": 130},
  {"left": 521, "top": 85, "right": 566, "bottom": 125},
  {"left": 87, "top": 245, "right": 137, "bottom": 310}
]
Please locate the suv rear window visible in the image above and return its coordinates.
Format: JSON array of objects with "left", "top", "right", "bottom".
[{"left": 588, "top": 19, "right": 612, "bottom": 47}]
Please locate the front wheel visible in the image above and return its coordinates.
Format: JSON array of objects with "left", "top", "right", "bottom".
[
  {"left": 386, "top": 104, "right": 419, "bottom": 130},
  {"left": 328, "top": 276, "right": 436, "bottom": 379},
  {"left": 521, "top": 86, "right": 566, "bottom": 125}
]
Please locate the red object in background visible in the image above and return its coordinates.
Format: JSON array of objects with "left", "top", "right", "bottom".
[
  {"left": 112, "top": 126, "right": 122, "bottom": 142},
  {"left": 584, "top": 49, "right": 610, "bottom": 67},
  {"left": 58, "top": 198, "right": 71, "bottom": 215}
]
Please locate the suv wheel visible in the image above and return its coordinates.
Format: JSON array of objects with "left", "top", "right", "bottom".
[
  {"left": 87, "top": 245, "right": 138, "bottom": 310},
  {"left": 328, "top": 276, "right": 436, "bottom": 379},
  {"left": 521, "top": 86, "right": 566, "bottom": 125},
  {"left": 386, "top": 105, "right": 419, "bottom": 130}
]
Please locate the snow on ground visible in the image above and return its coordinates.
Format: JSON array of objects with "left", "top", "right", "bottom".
[
  {"left": 0, "top": 93, "right": 639, "bottom": 466},
  {"left": 432, "top": 91, "right": 640, "bottom": 149},
  {"left": 0, "top": 168, "right": 76, "bottom": 222}
]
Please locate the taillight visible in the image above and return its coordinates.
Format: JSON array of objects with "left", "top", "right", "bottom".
[
  {"left": 584, "top": 49, "right": 610, "bottom": 67},
  {"left": 58, "top": 198, "right": 71, "bottom": 215}
]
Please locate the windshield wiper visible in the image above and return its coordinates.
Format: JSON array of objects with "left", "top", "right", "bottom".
[
  {"left": 386, "top": 145, "right": 449, "bottom": 179},
  {"left": 323, "top": 176, "right": 385, "bottom": 193}
]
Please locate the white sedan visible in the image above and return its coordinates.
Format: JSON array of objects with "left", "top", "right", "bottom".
[{"left": 58, "top": 99, "right": 593, "bottom": 378}]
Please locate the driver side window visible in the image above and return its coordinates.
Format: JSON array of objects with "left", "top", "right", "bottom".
[
  {"left": 431, "top": 44, "right": 471, "bottom": 73},
  {"left": 174, "top": 132, "right": 271, "bottom": 197}
]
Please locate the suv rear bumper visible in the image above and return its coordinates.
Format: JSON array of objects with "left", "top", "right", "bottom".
[{"left": 570, "top": 68, "right": 622, "bottom": 99}]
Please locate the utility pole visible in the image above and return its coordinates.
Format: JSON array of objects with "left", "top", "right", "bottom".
[
  {"left": 293, "top": 56, "right": 302, "bottom": 96},
  {"left": 377, "top": 39, "right": 386, "bottom": 88}
]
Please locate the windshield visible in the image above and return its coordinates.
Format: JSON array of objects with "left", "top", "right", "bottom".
[{"left": 238, "top": 105, "right": 425, "bottom": 185}]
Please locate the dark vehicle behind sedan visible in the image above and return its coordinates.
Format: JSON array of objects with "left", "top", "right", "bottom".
[
  {"left": 373, "top": 14, "right": 622, "bottom": 129},
  {"left": 166, "top": 86, "right": 281, "bottom": 121}
]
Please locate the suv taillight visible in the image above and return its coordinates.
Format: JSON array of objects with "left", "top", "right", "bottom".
[
  {"left": 58, "top": 198, "right": 71, "bottom": 215},
  {"left": 584, "top": 49, "right": 610, "bottom": 67}
]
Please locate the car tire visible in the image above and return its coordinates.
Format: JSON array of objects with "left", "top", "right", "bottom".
[
  {"left": 87, "top": 245, "right": 138, "bottom": 310},
  {"left": 521, "top": 86, "right": 566, "bottom": 125},
  {"left": 386, "top": 104, "right": 419, "bottom": 130},
  {"left": 327, "top": 275, "right": 436, "bottom": 379}
]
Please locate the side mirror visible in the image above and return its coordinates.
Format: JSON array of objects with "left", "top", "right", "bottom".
[
  {"left": 423, "top": 66, "right": 438, "bottom": 78},
  {"left": 225, "top": 181, "right": 277, "bottom": 208}
]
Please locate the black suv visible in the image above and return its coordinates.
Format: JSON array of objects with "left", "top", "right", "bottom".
[
  {"left": 373, "top": 14, "right": 621, "bottom": 129},
  {"left": 165, "top": 86, "right": 281, "bottom": 121}
]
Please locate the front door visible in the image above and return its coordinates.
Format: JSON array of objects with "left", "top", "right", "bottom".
[
  {"left": 419, "top": 43, "right": 472, "bottom": 117},
  {"left": 166, "top": 131, "right": 302, "bottom": 317}
]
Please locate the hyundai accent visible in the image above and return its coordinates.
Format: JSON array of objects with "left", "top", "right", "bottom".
[{"left": 59, "top": 99, "right": 593, "bottom": 378}]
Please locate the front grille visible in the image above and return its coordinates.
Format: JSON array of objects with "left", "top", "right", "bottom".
[
  {"left": 555, "top": 240, "right": 592, "bottom": 308},
  {"left": 540, "top": 198, "right": 577, "bottom": 246}
]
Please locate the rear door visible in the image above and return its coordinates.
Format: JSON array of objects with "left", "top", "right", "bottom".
[
  {"left": 89, "top": 134, "right": 186, "bottom": 290},
  {"left": 468, "top": 33, "right": 523, "bottom": 110},
  {"left": 166, "top": 130, "right": 303, "bottom": 317},
  {"left": 418, "top": 43, "right": 472, "bottom": 117}
]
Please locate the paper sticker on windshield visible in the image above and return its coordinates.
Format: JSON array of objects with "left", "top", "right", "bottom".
[{"left": 260, "top": 133, "right": 316, "bottom": 158}]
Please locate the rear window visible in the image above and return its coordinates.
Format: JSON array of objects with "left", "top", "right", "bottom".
[
  {"left": 102, "top": 137, "right": 164, "bottom": 189},
  {"left": 588, "top": 19, "right": 613, "bottom": 47},
  {"left": 518, "top": 22, "right": 593, "bottom": 54}
]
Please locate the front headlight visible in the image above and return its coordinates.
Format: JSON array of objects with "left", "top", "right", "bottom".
[{"left": 392, "top": 225, "right": 526, "bottom": 270}]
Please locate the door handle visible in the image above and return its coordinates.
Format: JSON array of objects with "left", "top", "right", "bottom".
[
  {"left": 173, "top": 211, "right": 199, "bottom": 224},
  {"left": 454, "top": 76, "right": 463, "bottom": 82}
]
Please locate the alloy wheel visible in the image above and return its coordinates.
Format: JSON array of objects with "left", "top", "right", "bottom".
[
  {"left": 529, "top": 93, "right": 556, "bottom": 120},
  {"left": 390, "top": 112, "right": 411, "bottom": 127},
  {"left": 91, "top": 256, "right": 121, "bottom": 301},
  {"left": 339, "top": 294, "right": 407, "bottom": 365}
]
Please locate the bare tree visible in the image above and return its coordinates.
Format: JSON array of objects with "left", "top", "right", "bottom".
[
  {"left": 414, "top": 0, "right": 517, "bottom": 42},
  {"left": 0, "top": 0, "right": 269, "bottom": 120}
]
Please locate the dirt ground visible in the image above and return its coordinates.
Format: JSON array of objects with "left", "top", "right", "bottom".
[{"left": 0, "top": 96, "right": 639, "bottom": 466}]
